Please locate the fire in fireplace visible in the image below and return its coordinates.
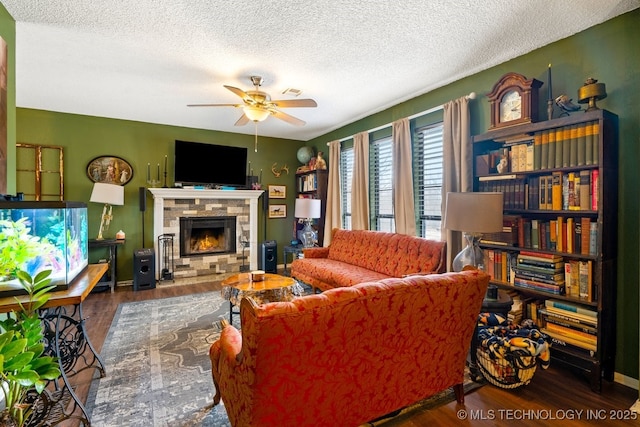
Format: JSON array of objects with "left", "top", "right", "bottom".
[{"left": 179, "top": 216, "right": 237, "bottom": 257}]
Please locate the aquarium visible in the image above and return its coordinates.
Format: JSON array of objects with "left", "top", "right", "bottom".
[{"left": 0, "top": 201, "right": 89, "bottom": 295}]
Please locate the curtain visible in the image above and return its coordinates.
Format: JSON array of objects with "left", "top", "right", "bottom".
[
  {"left": 442, "top": 96, "right": 472, "bottom": 271},
  {"left": 392, "top": 118, "right": 416, "bottom": 235},
  {"left": 323, "top": 140, "right": 342, "bottom": 245},
  {"left": 351, "top": 131, "right": 370, "bottom": 230}
]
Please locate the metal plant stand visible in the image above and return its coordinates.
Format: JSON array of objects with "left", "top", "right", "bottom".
[{"left": 158, "top": 233, "right": 175, "bottom": 281}]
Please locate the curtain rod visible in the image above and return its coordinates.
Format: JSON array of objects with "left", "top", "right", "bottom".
[{"left": 330, "top": 91, "right": 476, "bottom": 144}]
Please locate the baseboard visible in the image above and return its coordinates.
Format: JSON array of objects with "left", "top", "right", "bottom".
[{"left": 615, "top": 371, "right": 639, "bottom": 390}]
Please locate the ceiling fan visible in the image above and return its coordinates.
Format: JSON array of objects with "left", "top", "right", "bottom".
[{"left": 187, "top": 76, "right": 317, "bottom": 126}]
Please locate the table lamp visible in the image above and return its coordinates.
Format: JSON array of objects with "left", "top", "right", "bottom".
[
  {"left": 294, "top": 198, "right": 321, "bottom": 248},
  {"left": 443, "top": 192, "right": 503, "bottom": 272},
  {"left": 90, "top": 182, "right": 125, "bottom": 240}
]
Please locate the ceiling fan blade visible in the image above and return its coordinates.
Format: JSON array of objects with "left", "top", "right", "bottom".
[
  {"left": 234, "top": 114, "right": 251, "bottom": 126},
  {"left": 271, "top": 110, "right": 306, "bottom": 126},
  {"left": 224, "top": 85, "right": 251, "bottom": 101},
  {"left": 270, "top": 99, "right": 317, "bottom": 108},
  {"left": 187, "top": 103, "right": 241, "bottom": 107}
]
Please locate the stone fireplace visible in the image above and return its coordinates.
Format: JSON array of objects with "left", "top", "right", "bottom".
[{"left": 148, "top": 188, "right": 263, "bottom": 279}]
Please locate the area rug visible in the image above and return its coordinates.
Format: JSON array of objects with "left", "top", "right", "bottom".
[{"left": 86, "top": 291, "right": 483, "bottom": 426}]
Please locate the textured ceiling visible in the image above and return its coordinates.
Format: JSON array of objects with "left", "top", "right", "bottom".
[{"left": 2, "top": 0, "right": 639, "bottom": 141}]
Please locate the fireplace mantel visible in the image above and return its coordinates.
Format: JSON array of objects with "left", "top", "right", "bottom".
[{"left": 148, "top": 188, "right": 264, "bottom": 278}]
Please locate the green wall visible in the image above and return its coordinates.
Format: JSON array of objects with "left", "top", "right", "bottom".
[
  {"left": 0, "top": 2, "right": 15, "bottom": 194},
  {"left": 15, "top": 109, "right": 305, "bottom": 279},
  {"left": 5, "top": 6, "right": 639, "bottom": 380},
  {"left": 307, "top": 10, "right": 640, "bottom": 381}
]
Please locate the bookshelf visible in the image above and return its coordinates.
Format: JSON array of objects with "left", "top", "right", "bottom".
[
  {"left": 472, "top": 109, "right": 618, "bottom": 392},
  {"left": 295, "top": 169, "right": 328, "bottom": 246}
]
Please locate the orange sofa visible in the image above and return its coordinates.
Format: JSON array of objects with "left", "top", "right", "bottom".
[
  {"left": 290, "top": 229, "right": 447, "bottom": 291},
  {"left": 209, "top": 268, "right": 489, "bottom": 427}
]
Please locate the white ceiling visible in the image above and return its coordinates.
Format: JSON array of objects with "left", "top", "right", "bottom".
[{"left": 2, "top": 0, "right": 639, "bottom": 141}]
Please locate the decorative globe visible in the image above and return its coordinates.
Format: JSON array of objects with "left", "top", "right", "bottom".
[{"left": 297, "top": 146, "right": 315, "bottom": 165}]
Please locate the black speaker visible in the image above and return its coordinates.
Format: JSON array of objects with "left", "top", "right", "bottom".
[
  {"left": 133, "top": 248, "right": 156, "bottom": 291},
  {"left": 139, "top": 187, "right": 147, "bottom": 212},
  {"left": 259, "top": 240, "right": 277, "bottom": 273}
]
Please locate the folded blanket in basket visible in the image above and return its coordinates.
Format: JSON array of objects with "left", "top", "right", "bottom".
[
  {"left": 478, "top": 315, "right": 551, "bottom": 369},
  {"left": 476, "top": 315, "right": 551, "bottom": 388}
]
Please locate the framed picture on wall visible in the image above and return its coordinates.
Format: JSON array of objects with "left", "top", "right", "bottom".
[
  {"left": 268, "top": 185, "right": 286, "bottom": 199},
  {"left": 268, "top": 204, "right": 287, "bottom": 219},
  {"left": 86, "top": 155, "right": 134, "bottom": 185}
]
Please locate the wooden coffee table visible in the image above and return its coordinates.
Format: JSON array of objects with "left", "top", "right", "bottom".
[{"left": 221, "top": 272, "right": 303, "bottom": 323}]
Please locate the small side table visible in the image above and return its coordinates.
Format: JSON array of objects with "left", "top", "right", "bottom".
[
  {"left": 469, "top": 288, "right": 513, "bottom": 381},
  {"left": 88, "top": 238, "right": 125, "bottom": 293},
  {"left": 283, "top": 245, "right": 304, "bottom": 276}
]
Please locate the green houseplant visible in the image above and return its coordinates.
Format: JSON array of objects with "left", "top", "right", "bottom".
[{"left": 0, "top": 270, "right": 61, "bottom": 427}]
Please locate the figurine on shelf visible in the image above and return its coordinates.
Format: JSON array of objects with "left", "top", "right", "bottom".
[
  {"left": 308, "top": 156, "right": 317, "bottom": 170},
  {"left": 315, "top": 151, "right": 327, "bottom": 170}
]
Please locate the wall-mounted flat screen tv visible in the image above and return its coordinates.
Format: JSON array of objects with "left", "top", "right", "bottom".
[{"left": 174, "top": 140, "right": 247, "bottom": 187}]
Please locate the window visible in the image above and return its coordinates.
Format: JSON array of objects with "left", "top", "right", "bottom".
[
  {"left": 337, "top": 121, "right": 443, "bottom": 237},
  {"left": 371, "top": 136, "right": 394, "bottom": 232},
  {"left": 413, "top": 123, "right": 444, "bottom": 240},
  {"left": 340, "top": 146, "right": 354, "bottom": 229}
]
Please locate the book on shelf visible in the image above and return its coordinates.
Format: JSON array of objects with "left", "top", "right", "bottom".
[
  {"left": 580, "top": 218, "right": 591, "bottom": 256},
  {"left": 573, "top": 220, "right": 582, "bottom": 254},
  {"left": 543, "top": 329, "right": 597, "bottom": 355},
  {"left": 525, "top": 144, "right": 534, "bottom": 171},
  {"left": 579, "top": 170, "right": 591, "bottom": 211},
  {"left": 589, "top": 222, "right": 597, "bottom": 256},
  {"left": 551, "top": 171, "right": 562, "bottom": 210},
  {"left": 514, "top": 267, "right": 564, "bottom": 283},
  {"left": 591, "top": 169, "right": 599, "bottom": 210},
  {"left": 544, "top": 321, "right": 597, "bottom": 346},
  {"left": 562, "top": 126, "right": 572, "bottom": 168},
  {"left": 514, "top": 276, "right": 564, "bottom": 293},
  {"left": 540, "top": 308, "right": 598, "bottom": 335},
  {"left": 544, "top": 299, "right": 597, "bottom": 318},
  {"left": 569, "top": 124, "right": 579, "bottom": 168},
  {"left": 579, "top": 260, "right": 593, "bottom": 301},
  {"left": 555, "top": 127, "right": 564, "bottom": 169},
  {"left": 566, "top": 218, "right": 575, "bottom": 253},
  {"left": 477, "top": 174, "right": 518, "bottom": 181},
  {"left": 533, "top": 132, "right": 542, "bottom": 170},
  {"left": 517, "top": 255, "right": 563, "bottom": 269},
  {"left": 564, "top": 260, "right": 581, "bottom": 297},
  {"left": 540, "top": 129, "right": 549, "bottom": 170},
  {"left": 570, "top": 123, "right": 593, "bottom": 166},
  {"left": 539, "top": 306, "right": 597, "bottom": 327},
  {"left": 547, "top": 129, "right": 556, "bottom": 171},
  {"left": 518, "top": 250, "right": 562, "bottom": 260},
  {"left": 575, "top": 123, "right": 585, "bottom": 167}
]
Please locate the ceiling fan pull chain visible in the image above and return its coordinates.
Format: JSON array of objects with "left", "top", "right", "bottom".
[{"left": 254, "top": 122, "right": 258, "bottom": 152}]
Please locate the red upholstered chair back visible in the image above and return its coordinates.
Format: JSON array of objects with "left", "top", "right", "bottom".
[{"left": 222, "top": 269, "right": 489, "bottom": 426}]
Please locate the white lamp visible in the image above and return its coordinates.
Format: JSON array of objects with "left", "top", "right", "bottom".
[
  {"left": 443, "top": 192, "right": 504, "bottom": 272},
  {"left": 294, "top": 198, "right": 321, "bottom": 248},
  {"left": 90, "top": 182, "right": 125, "bottom": 240}
]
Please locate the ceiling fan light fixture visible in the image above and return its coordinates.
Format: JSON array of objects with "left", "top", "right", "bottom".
[{"left": 243, "top": 106, "right": 271, "bottom": 122}]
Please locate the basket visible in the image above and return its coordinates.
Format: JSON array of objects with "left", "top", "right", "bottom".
[{"left": 476, "top": 346, "right": 538, "bottom": 389}]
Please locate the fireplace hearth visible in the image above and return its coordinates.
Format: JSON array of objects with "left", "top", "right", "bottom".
[{"left": 180, "top": 216, "right": 236, "bottom": 257}]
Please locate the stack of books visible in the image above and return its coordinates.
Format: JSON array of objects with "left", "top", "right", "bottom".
[
  {"left": 539, "top": 299, "right": 597, "bottom": 357},
  {"left": 513, "top": 251, "right": 565, "bottom": 295}
]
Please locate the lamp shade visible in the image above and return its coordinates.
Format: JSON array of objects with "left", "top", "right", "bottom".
[
  {"left": 295, "top": 198, "right": 321, "bottom": 219},
  {"left": 243, "top": 106, "right": 271, "bottom": 122},
  {"left": 443, "top": 192, "right": 503, "bottom": 233},
  {"left": 90, "top": 182, "right": 125, "bottom": 206}
]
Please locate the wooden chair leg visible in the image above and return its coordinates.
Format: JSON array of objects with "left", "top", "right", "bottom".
[{"left": 453, "top": 383, "right": 465, "bottom": 404}]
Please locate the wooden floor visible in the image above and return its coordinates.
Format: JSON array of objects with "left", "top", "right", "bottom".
[{"left": 65, "top": 280, "right": 638, "bottom": 427}]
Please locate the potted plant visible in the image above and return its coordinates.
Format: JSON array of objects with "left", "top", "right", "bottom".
[{"left": 0, "top": 269, "right": 61, "bottom": 427}]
